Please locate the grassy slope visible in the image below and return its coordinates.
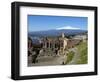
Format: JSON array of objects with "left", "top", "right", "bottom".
[{"left": 76, "top": 41, "right": 88, "bottom": 64}]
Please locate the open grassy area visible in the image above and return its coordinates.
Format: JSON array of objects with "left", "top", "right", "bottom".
[
  {"left": 76, "top": 41, "right": 88, "bottom": 64},
  {"left": 65, "top": 51, "right": 74, "bottom": 64}
]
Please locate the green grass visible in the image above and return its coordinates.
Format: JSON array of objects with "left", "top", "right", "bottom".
[
  {"left": 76, "top": 41, "right": 88, "bottom": 64},
  {"left": 65, "top": 51, "right": 74, "bottom": 64}
]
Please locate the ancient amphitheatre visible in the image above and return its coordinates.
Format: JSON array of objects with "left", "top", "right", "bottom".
[{"left": 28, "top": 32, "right": 87, "bottom": 66}]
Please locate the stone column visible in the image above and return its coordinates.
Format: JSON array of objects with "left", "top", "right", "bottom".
[
  {"left": 45, "top": 42, "right": 47, "bottom": 48},
  {"left": 53, "top": 42, "right": 55, "bottom": 50},
  {"left": 49, "top": 41, "right": 50, "bottom": 48}
]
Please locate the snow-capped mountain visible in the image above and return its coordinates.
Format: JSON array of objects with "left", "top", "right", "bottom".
[{"left": 29, "top": 28, "right": 87, "bottom": 37}]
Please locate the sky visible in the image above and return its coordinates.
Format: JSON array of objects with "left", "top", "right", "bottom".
[{"left": 28, "top": 15, "right": 88, "bottom": 32}]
